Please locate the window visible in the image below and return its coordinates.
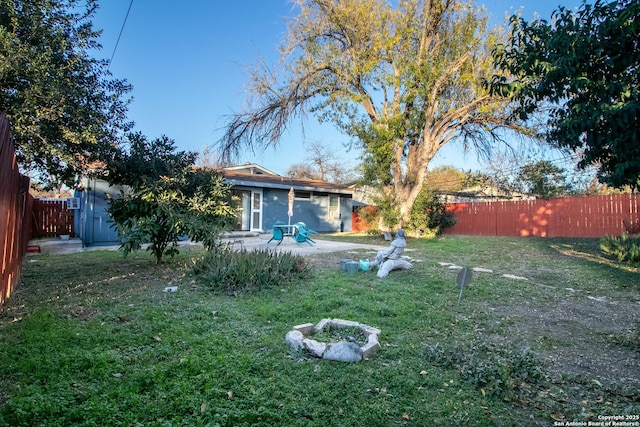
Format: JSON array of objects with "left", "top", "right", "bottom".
[
  {"left": 295, "top": 191, "right": 311, "bottom": 200},
  {"left": 328, "top": 195, "right": 340, "bottom": 219}
]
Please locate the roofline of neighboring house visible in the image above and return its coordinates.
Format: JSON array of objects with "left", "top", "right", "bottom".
[
  {"left": 221, "top": 170, "right": 353, "bottom": 196},
  {"left": 434, "top": 188, "right": 535, "bottom": 201},
  {"left": 222, "top": 163, "right": 279, "bottom": 176}
]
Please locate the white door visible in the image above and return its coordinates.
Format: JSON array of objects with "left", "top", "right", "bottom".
[{"left": 251, "top": 190, "right": 263, "bottom": 232}]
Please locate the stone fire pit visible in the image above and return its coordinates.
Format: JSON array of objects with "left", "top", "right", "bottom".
[{"left": 285, "top": 318, "right": 380, "bottom": 362}]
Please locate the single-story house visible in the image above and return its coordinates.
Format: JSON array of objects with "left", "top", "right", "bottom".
[
  {"left": 220, "top": 163, "right": 353, "bottom": 234},
  {"left": 435, "top": 185, "right": 535, "bottom": 203},
  {"left": 74, "top": 163, "right": 353, "bottom": 247}
]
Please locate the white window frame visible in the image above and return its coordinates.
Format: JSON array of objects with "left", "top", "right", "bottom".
[{"left": 250, "top": 189, "right": 263, "bottom": 232}]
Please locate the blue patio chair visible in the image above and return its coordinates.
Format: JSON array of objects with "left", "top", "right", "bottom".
[
  {"left": 268, "top": 221, "right": 286, "bottom": 245},
  {"left": 293, "top": 222, "right": 316, "bottom": 246},
  {"left": 295, "top": 222, "right": 317, "bottom": 236}
]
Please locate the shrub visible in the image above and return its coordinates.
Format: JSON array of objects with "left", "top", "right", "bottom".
[
  {"left": 407, "top": 188, "right": 457, "bottom": 237},
  {"left": 600, "top": 233, "right": 640, "bottom": 263},
  {"left": 191, "top": 247, "right": 310, "bottom": 295}
]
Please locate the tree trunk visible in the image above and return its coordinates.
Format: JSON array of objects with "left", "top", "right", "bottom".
[
  {"left": 394, "top": 180, "right": 423, "bottom": 227},
  {"left": 391, "top": 136, "right": 438, "bottom": 227}
]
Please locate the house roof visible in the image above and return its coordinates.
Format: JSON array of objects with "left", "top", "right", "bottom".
[
  {"left": 435, "top": 185, "right": 535, "bottom": 202},
  {"left": 220, "top": 169, "right": 352, "bottom": 196},
  {"left": 222, "top": 163, "right": 278, "bottom": 176}
]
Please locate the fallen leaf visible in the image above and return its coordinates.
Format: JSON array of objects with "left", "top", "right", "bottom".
[
  {"left": 153, "top": 335, "right": 162, "bottom": 342},
  {"left": 117, "top": 315, "right": 131, "bottom": 322},
  {"left": 402, "top": 413, "right": 410, "bottom": 420},
  {"left": 419, "top": 370, "right": 427, "bottom": 375},
  {"left": 200, "top": 402, "right": 208, "bottom": 414},
  {"left": 481, "top": 388, "right": 486, "bottom": 397},
  {"left": 550, "top": 412, "right": 565, "bottom": 421},
  {"left": 380, "top": 387, "right": 387, "bottom": 393},
  {"left": 227, "top": 391, "right": 233, "bottom": 400}
]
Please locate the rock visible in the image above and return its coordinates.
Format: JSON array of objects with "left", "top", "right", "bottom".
[
  {"left": 323, "top": 341, "right": 363, "bottom": 362},
  {"left": 330, "top": 318, "right": 360, "bottom": 328},
  {"left": 314, "top": 318, "right": 331, "bottom": 333},
  {"left": 303, "top": 339, "right": 326, "bottom": 358},
  {"left": 502, "top": 274, "right": 528, "bottom": 281},
  {"left": 360, "top": 325, "right": 381, "bottom": 335},
  {"left": 361, "top": 341, "right": 380, "bottom": 359},
  {"left": 285, "top": 330, "right": 304, "bottom": 350},
  {"left": 293, "top": 323, "right": 314, "bottom": 334}
]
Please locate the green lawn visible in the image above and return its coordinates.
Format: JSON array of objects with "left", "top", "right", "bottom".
[{"left": 0, "top": 235, "right": 638, "bottom": 426}]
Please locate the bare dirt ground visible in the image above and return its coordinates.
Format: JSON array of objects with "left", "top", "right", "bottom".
[{"left": 489, "top": 297, "right": 640, "bottom": 389}]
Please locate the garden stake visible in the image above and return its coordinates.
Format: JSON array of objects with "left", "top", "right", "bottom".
[{"left": 456, "top": 267, "right": 473, "bottom": 307}]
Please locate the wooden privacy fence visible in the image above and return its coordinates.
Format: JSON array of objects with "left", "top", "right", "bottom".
[
  {"left": 1, "top": 113, "right": 33, "bottom": 308},
  {"left": 444, "top": 194, "right": 640, "bottom": 238},
  {"left": 32, "top": 199, "right": 74, "bottom": 238}
]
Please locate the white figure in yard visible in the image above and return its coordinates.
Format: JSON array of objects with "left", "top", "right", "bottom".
[{"left": 370, "top": 229, "right": 413, "bottom": 278}]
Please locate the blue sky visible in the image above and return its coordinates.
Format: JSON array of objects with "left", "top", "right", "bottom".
[{"left": 93, "top": 0, "right": 588, "bottom": 176}]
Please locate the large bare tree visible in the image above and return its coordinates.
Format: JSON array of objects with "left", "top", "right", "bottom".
[
  {"left": 219, "top": 0, "right": 528, "bottom": 225},
  {"left": 286, "top": 140, "right": 358, "bottom": 184}
]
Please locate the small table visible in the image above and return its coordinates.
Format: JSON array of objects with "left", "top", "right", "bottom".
[{"left": 268, "top": 223, "right": 297, "bottom": 245}]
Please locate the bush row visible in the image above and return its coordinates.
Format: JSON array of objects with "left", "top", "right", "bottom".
[
  {"left": 191, "top": 247, "right": 310, "bottom": 295},
  {"left": 600, "top": 233, "right": 640, "bottom": 263}
]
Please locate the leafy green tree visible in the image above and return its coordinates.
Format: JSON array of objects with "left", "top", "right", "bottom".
[
  {"left": 424, "top": 166, "right": 466, "bottom": 193},
  {"left": 107, "top": 133, "right": 237, "bottom": 264},
  {"left": 491, "top": 0, "right": 640, "bottom": 189},
  {"left": 219, "top": 0, "right": 528, "bottom": 226},
  {"left": 0, "top": 0, "right": 132, "bottom": 185},
  {"left": 462, "top": 170, "right": 495, "bottom": 189},
  {"left": 516, "top": 160, "right": 571, "bottom": 198}
]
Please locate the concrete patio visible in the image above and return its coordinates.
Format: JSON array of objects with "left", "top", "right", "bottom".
[{"left": 27, "top": 233, "right": 386, "bottom": 257}]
